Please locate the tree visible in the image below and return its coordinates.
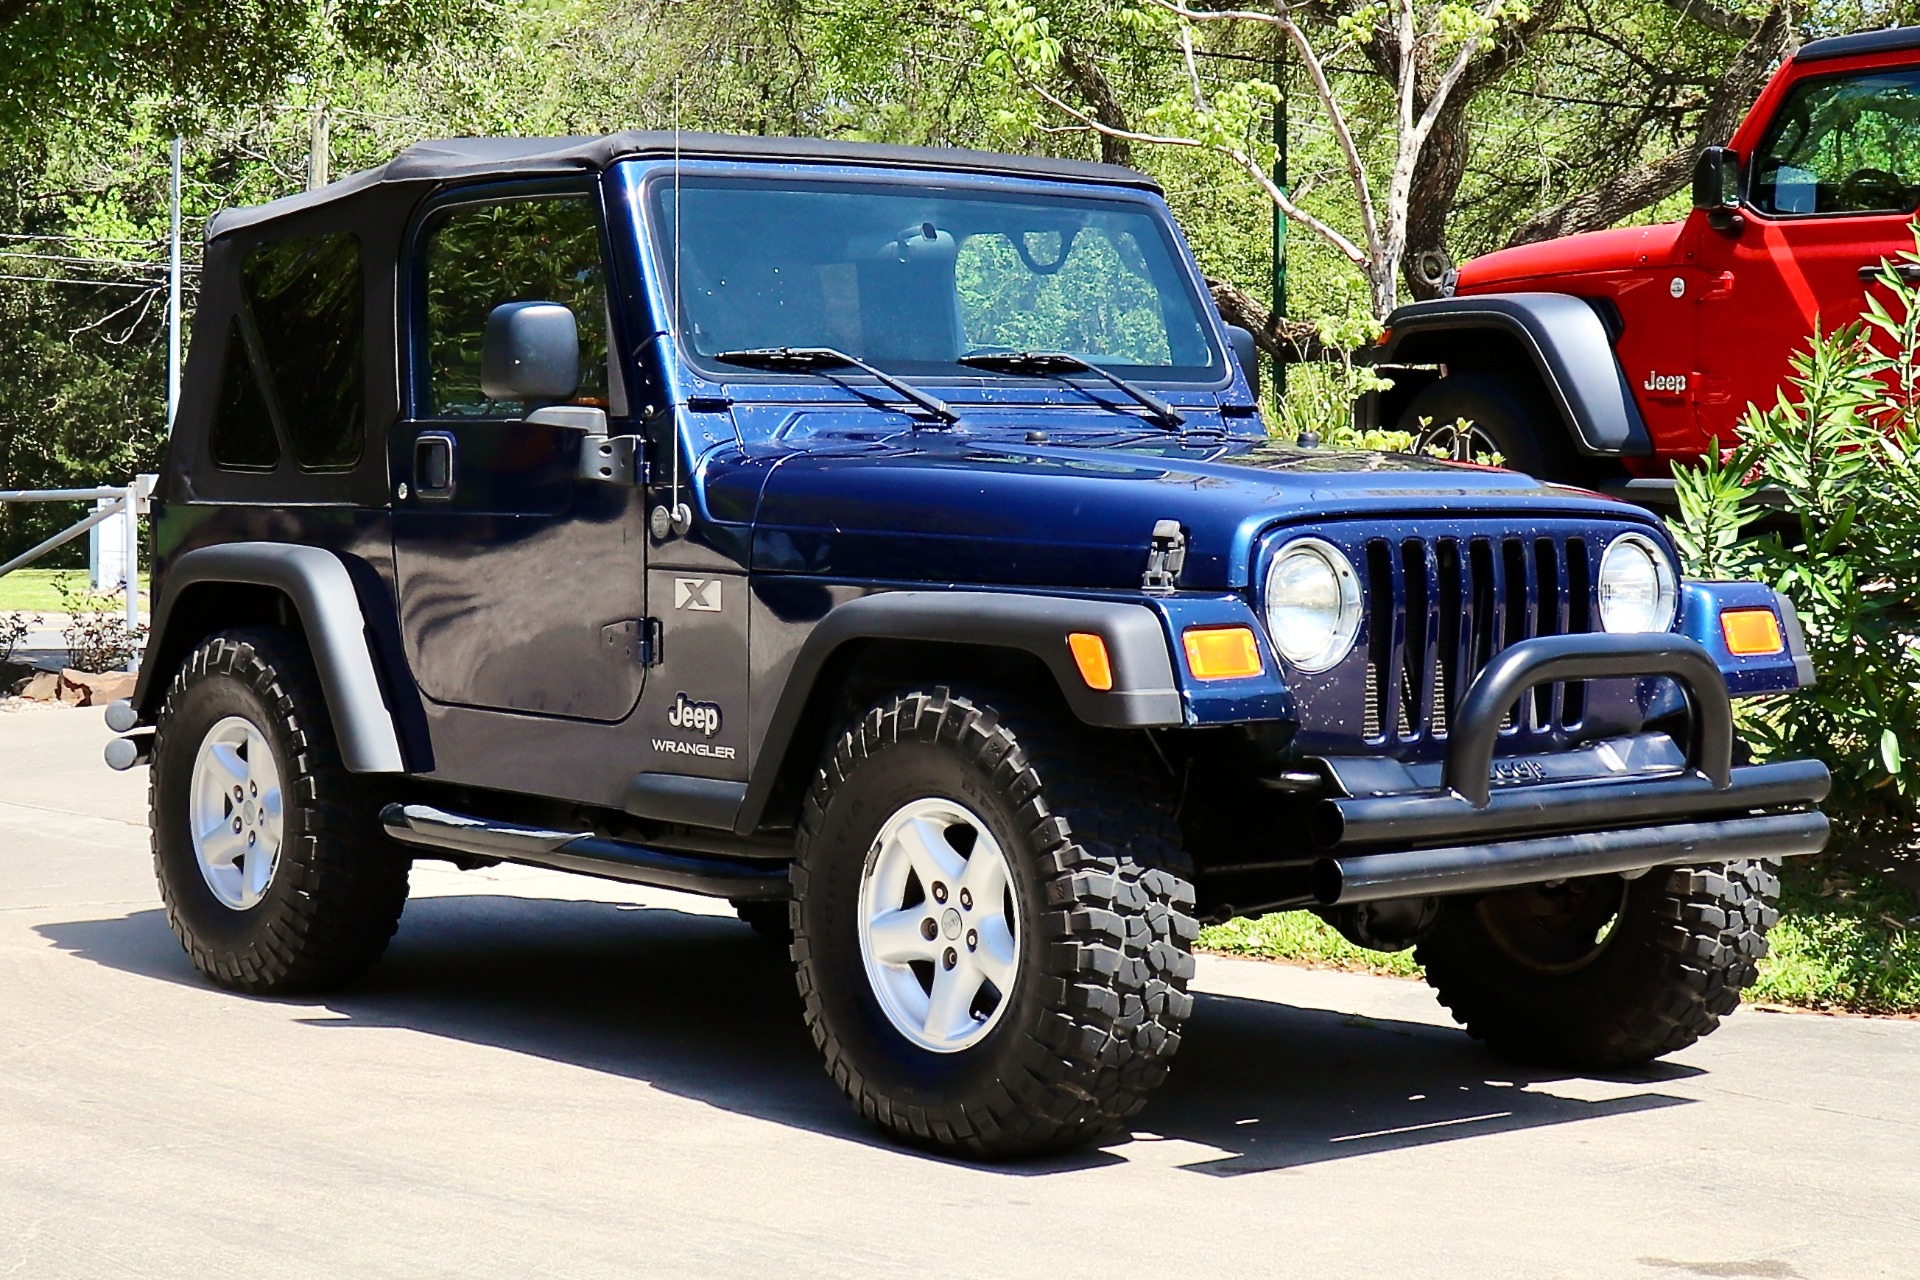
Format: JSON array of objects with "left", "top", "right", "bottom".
[{"left": 978, "top": 0, "right": 1535, "bottom": 320}]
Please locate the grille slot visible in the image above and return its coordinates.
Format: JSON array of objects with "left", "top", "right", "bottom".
[{"left": 1362, "top": 533, "right": 1595, "bottom": 744}]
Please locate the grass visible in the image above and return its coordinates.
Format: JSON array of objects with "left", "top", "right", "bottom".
[
  {"left": 1198, "top": 859, "right": 1920, "bottom": 1015},
  {"left": 1199, "top": 911, "right": 1423, "bottom": 978},
  {"left": 0, "top": 569, "right": 90, "bottom": 613},
  {"left": 1749, "top": 862, "right": 1920, "bottom": 1014}
]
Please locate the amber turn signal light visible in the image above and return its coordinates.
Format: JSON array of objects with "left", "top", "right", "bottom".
[
  {"left": 1183, "top": 626, "right": 1263, "bottom": 680},
  {"left": 1721, "top": 608, "right": 1784, "bottom": 656},
  {"left": 1067, "top": 632, "right": 1114, "bottom": 691}
]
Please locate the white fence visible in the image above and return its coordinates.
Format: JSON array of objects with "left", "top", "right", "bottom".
[{"left": 0, "top": 475, "right": 154, "bottom": 670}]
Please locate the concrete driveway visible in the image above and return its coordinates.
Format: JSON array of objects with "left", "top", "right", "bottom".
[{"left": 3, "top": 702, "right": 1916, "bottom": 1278}]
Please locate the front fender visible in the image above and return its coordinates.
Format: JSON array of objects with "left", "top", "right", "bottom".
[{"left": 1377, "top": 293, "right": 1649, "bottom": 457}]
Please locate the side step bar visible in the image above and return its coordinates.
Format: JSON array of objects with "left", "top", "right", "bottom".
[
  {"left": 380, "top": 803, "right": 789, "bottom": 902},
  {"left": 1310, "top": 810, "right": 1829, "bottom": 906}
]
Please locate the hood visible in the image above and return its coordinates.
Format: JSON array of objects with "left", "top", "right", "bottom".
[
  {"left": 735, "top": 431, "right": 1658, "bottom": 590},
  {"left": 1458, "top": 222, "right": 1684, "bottom": 290}
]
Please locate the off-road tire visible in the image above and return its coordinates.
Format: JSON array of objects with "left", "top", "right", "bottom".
[
  {"left": 1399, "top": 370, "right": 1584, "bottom": 483},
  {"left": 151, "top": 628, "right": 409, "bottom": 994},
  {"left": 791, "top": 688, "right": 1197, "bottom": 1158},
  {"left": 1416, "top": 861, "right": 1781, "bottom": 1069}
]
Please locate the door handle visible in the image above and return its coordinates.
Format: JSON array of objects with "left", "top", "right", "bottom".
[
  {"left": 413, "top": 432, "right": 455, "bottom": 499},
  {"left": 1859, "top": 262, "right": 1920, "bottom": 284}
]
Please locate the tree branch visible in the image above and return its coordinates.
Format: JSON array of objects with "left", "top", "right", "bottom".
[
  {"left": 1207, "top": 274, "right": 1336, "bottom": 362},
  {"left": 1147, "top": 0, "right": 1382, "bottom": 263},
  {"left": 1655, "top": 0, "right": 1761, "bottom": 40},
  {"left": 1506, "top": 1, "right": 1795, "bottom": 246},
  {"left": 1018, "top": 68, "right": 1370, "bottom": 264}
]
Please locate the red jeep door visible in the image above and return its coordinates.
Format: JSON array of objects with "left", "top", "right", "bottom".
[{"left": 1694, "top": 59, "right": 1920, "bottom": 443}]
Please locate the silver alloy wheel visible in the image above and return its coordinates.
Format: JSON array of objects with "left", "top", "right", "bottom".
[
  {"left": 857, "top": 797, "right": 1022, "bottom": 1053},
  {"left": 1418, "top": 416, "right": 1501, "bottom": 463},
  {"left": 188, "top": 715, "right": 285, "bottom": 910}
]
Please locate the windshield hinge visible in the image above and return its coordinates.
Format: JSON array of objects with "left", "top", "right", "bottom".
[{"left": 1143, "top": 519, "right": 1187, "bottom": 594}]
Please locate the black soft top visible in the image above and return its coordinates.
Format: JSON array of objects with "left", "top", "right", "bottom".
[
  {"left": 1794, "top": 26, "right": 1920, "bottom": 64},
  {"left": 208, "top": 131, "right": 1160, "bottom": 241}
]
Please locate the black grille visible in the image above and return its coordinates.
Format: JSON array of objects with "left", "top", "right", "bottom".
[{"left": 1362, "top": 534, "right": 1593, "bottom": 743}]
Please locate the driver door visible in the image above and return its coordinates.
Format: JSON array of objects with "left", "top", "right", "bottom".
[
  {"left": 390, "top": 185, "right": 650, "bottom": 723},
  {"left": 1694, "top": 65, "right": 1920, "bottom": 443}
]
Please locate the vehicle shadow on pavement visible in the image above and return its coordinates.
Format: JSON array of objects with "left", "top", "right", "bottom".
[{"left": 38, "top": 892, "right": 1698, "bottom": 1176}]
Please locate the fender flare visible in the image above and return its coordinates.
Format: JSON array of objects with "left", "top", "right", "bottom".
[
  {"left": 1377, "top": 293, "right": 1650, "bottom": 457},
  {"left": 728, "top": 590, "right": 1185, "bottom": 834},
  {"left": 135, "top": 542, "right": 406, "bottom": 773}
]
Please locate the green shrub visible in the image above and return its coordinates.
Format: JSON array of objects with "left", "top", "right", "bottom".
[{"left": 1672, "top": 236, "right": 1920, "bottom": 850}]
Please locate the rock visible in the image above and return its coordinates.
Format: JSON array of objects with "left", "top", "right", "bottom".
[
  {"left": 13, "top": 670, "right": 61, "bottom": 701},
  {"left": 58, "top": 668, "right": 137, "bottom": 707}
]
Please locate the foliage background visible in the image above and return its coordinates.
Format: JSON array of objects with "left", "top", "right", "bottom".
[{"left": 4, "top": 0, "right": 1911, "bottom": 560}]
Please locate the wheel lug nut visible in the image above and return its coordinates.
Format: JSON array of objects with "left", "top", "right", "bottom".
[
  {"left": 959, "top": 888, "right": 973, "bottom": 910},
  {"left": 249, "top": 781, "right": 257, "bottom": 798},
  {"left": 932, "top": 882, "right": 948, "bottom": 903},
  {"left": 232, "top": 817, "right": 243, "bottom": 834},
  {"left": 943, "top": 948, "right": 957, "bottom": 970},
  {"left": 247, "top": 832, "right": 256, "bottom": 847},
  {"left": 233, "top": 786, "right": 243, "bottom": 801},
  {"left": 920, "top": 917, "right": 938, "bottom": 941},
  {"left": 966, "top": 929, "right": 977, "bottom": 950}
]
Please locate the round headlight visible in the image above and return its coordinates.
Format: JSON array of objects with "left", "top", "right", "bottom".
[
  {"left": 1264, "top": 538, "right": 1363, "bottom": 672},
  {"left": 1598, "top": 532, "right": 1678, "bottom": 633}
]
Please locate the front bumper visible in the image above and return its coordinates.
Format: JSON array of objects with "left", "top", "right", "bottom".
[{"left": 1294, "top": 634, "right": 1829, "bottom": 906}]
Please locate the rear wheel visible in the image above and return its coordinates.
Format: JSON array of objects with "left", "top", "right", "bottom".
[
  {"left": 1398, "top": 371, "right": 1584, "bottom": 482},
  {"left": 1415, "top": 861, "right": 1781, "bottom": 1068},
  {"left": 791, "top": 688, "right": 1196, "bottom": 1158},
  {"left": 151, "top": 628, "right": 409, "bottom": 994}
]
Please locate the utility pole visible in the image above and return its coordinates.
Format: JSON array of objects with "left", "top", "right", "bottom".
[
  {"left": 166, "top": 136, "right": 182, "bottom": 432},
  {"left": 1272, "top": 47, "right": 1288, "bottom": 396},
  {"left": 308, "top": 104, "right": 330, "bottom": 191}
]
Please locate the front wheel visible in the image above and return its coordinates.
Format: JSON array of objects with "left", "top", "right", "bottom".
[
  {"left": 791, "top": 689, "right": 1196, "bottom": 1158},
  {"left": 151, "top": 629, "right": 409, "bottom": 994},
  {"left": 1398, "top": 370, "right": 1583, "bottom": 482},
  {"left": 1416, "top": 861, "right": 1781, "bottom": 1068}
]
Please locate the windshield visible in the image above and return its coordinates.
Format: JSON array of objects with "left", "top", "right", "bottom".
[{"left": 647, "top": 174, "right": 1222, "bottom": 383}]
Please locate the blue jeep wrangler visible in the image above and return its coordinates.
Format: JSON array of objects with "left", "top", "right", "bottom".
[{"left": 108, "top": 133, "right": 1830, "bottom": 1158}]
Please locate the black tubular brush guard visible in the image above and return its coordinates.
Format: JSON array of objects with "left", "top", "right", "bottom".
[{"left": 1305, "top": 634, "right": 1830, "bottom": 907}]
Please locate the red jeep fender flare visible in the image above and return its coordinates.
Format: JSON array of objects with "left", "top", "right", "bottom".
[{"left": 1370, "top": 292, "right": 1652, "bottom": 458}]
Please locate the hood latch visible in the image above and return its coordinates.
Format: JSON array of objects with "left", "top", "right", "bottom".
[{"left": 1143, "top": 519, "right": 1187, "bottom": 593}]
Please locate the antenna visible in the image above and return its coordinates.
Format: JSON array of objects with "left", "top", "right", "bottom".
[{"left": 656, "top": 80, "right": 692, "bottom": 539}]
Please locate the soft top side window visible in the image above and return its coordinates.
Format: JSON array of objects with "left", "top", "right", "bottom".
[
  {"left": 418, "top": 194, "right": 611, "bottom": 418},
  {"left": 208, "top": 317, "right": 280, "bottom": 471},
  {"left": 239, "top": 231, "right": 365, "bottom": 469}
]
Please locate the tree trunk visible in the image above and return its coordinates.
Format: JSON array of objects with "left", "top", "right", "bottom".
[
  {"left": 1401, "top": 94, "right": 1471, "bottom": 300},
  {"left": 1506, "top": 3, "right": 1795, "bottom": 246},
  {"left": 1057, "top": 43, "right": 1133, "bottom": 168},
  {"left": 1207, "top": 276, "right": 1334, "bottom": 363}
]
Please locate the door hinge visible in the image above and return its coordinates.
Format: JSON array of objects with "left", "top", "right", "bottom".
[
  {"left": 602, "top": 618, "right": 664, "bottom": 666},
  {"left": 578, "top": 434, "right": 647, "bottom": 486},
  {"left": 1143, "top": 519, "right": 1187, "bottom": 593}
]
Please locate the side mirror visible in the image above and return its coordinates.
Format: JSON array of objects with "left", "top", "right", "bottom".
[
  {"left": 1225, "top": 324, "right": 1261, "bottom": 398},
  {"left": 481, "top": 302, "right": 580, "bottom": 405},
  {"left": 1692, "top": 146, "right": 1744, "bottom": 232}
]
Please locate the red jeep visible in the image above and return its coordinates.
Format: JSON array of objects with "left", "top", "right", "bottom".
[{"left": 1367, "top": 26, "right": 1920, "bottom": 499}]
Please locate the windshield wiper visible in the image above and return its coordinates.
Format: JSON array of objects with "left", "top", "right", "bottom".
[
  {"left": 714, "top": 347, "right": 958, "bottom": 425},
  {"left": 957, "top": 351, "right": 1184, "bottom": 429}
]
